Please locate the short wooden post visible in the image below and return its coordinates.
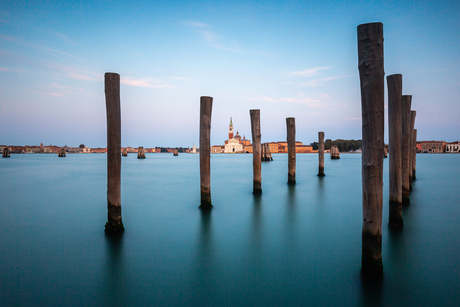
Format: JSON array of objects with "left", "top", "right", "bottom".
[
  {"left": 104, "top": 72, "right": 123, "bottom": 233},
  {"left": 58, "top": 147, "right": 66, "bottom": 157},
  {"left": 199, "top": 96, "right": 213, "bottom": 209},
  {"left": 358, "top": 22, "right": 384, "bottom": 277},
  {"left": 318, "top": 132, "right": 325, "bottom": 176},
  {"left": 173, "top": 149, "right": 179, "bottom": 156},
  {"left": 122, "top": 148, "right": 128, "bottom": 156},
  {"left": 401, "top": 95, "right": 412, "bottom": 204},
  {"left": 412, "top": 129, "right": 417, "bottom": 180},
  {"left": 286, "top": 117, "right": 296, "bottom": 185},
  {"left": 250, "top": 109, "right": 262, "bottom": 194},
  {"left": 2, "top": 147, "right": 10, "bottom": 158},
  {"left": 409, "top": 110, "right": 416, "bottom": 191},
  {"left": 387, "top": 74, "right": 403, "bottom": 228}
]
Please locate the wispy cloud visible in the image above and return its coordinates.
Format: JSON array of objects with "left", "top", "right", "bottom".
[
  {"left": 121, "top": 76, "right": 173, "bottom": 88},
  {"left": 68, "top": 73, "right": 99, "bottom": 81},
  {"left": 184, "top": 20, "right": 248, "bottom": 54},
  {"left": 0, "top": 34, "right": 77, "bottom": 58},
  {"left": 297, "top": 75, "right": 355, "bottom": 87},
  {"left": 243, "top": 94, "right": 329, "bottom": 108},
  {"left": 288, "top": 67, "right": 332, "bottom": 77},
  {"left": 0, "top": 67, "right": 11, "bottom": 72},
  {"left": 50, "top": 30, "right": 74, "bottom": 45},
  {"left": 165, "top": 76, "right": 194, "bottom": 81},
  {"left": 243, "top": 96, "right": 277, "bottom": 103},
  {"left": 35, "top": 91, "right": 66, "bottom": 98}
]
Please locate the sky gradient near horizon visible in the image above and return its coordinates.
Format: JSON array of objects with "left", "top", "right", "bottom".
[{"left": 1, "top": 0, "right": 459, "bottom": 147}]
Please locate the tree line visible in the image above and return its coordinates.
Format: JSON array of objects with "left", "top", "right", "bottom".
[{"left": 310, "top": 139, "right": 363, "bottom": 152}]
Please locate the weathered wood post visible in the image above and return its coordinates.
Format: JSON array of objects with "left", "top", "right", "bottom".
[
  {"left": 318, "top": 132, "right": 325, "bottom": 176},
  {"left": 58, "top": 147, "right": 66, "bottom": 157},
  {"left": 358, "top": 22, "right": 384, "bottom": 277},
  {"left": 137, "top": 146, "right": 145, "bottom": 159},
  {"left": 2, "top": 147, "right": 10, "bottom": 158},
  {"left": 409, "top": 110, "right": 416, "bottom": 191},
  {"left": 286, "top": 117, "right": 296, "bottom": 185},
  {"left": 104, "top": 72, "right": 123, "bottom": 233},
  {"left": 122, "top": 148, "right": 128, "bottom": 156},
  {"left": 412, "top": 129, "right": 417, "bottom": 180},
  {"left": 401, "top": 95, "right": 412, "bottom": 204},
  {"left": 250, "top": 109, "right": 262, "bottom": 194},
  {"left": 173, "top": 149, "right": 179, "bottom": 156},
  {"left": 199, "top": 96, "right": 213, "bottom": 209},
  {"left": 387, "top": 74, "right": 403, "bottom": 228}
]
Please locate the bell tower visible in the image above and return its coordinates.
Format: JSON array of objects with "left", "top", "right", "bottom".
[{"left": 228, "top": 117, "right": 234, "bottom": 139}]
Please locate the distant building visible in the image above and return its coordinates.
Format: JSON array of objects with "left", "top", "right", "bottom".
[
  {"left": 224, "top": 118, "right": 244, "bottom": 153},
  {"left": 418, "top": 141, "right": 445, "bottom": 153},
  {"left": 211, "top": 145, "right": 224, "bottom": 153},
  {"left": 191, "top": 144, "right": 197, "bottom": 153},
  {"left": 445, "top": 141, "right": 460, "bottom": 153}
]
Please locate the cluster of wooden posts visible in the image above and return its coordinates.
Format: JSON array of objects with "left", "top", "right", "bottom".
[
  {"left": 137, "top": 146, "right": 146, "bottom": 159},
  {"left": 58, "top": 148, "right": 66, "bottom": 157},
  {"left": 261, "top": 143, "right": 273, "bottom": 161},
  {"left": 2, "top": 147, "right": 10, "bottom": 158},
  {"left": 358, "top": 23, "right": 418, "bottom": 278},
  {"left": 103, "top": 22, "right": 418, "bottom": 280},
  {"left": 330, "top": 145, "right": 340, "bottom": 159}
]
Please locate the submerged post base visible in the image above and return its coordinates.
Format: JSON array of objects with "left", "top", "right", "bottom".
[
  {"left": 105, "top": 221, "right": 125, "bottom": 234},
  {"left": 287, "top": 180, "right": 296, "bottom": 185},
  {"left": 402, "top": 193, "right": 410, "bottom": 206},
  {"left": 361, "top": 233, "right": 383, "bottom": 279},
  {"left": 388, "top": 201, "right": 404, "bottom": 229},
  {"left": 199, "top": 193, "right": 212, "bottom": 210}
]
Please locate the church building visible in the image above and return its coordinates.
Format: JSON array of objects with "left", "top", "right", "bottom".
[{"left": 224, "top": 118, "right": 244, "bottom": 153}]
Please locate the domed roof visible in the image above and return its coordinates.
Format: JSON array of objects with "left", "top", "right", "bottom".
[{"left": 234, "top": 130, "right": 241, "bottom": 139}]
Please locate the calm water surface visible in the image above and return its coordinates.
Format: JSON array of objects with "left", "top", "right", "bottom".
[{"left": 1, "top": 153, "right": 459, "bottom": 306}]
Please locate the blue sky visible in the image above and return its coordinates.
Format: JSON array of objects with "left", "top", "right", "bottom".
[{"left": 1, "top": 0, "right": 459, "bottom": 147}]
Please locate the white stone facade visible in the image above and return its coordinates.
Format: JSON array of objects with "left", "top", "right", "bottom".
[
  {"left": 446, "top": 141, "right": 460, "bottom": 153},
  {"left": 224, "top": 138, "right": 243, "bottom": 153}
]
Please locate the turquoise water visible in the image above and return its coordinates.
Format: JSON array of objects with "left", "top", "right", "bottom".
[{"left": 1, "top": 153, "right": 459, "bottom": 306}]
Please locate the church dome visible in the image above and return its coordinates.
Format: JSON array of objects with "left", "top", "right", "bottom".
[{"left": 234, "top": 130, "right": 241, "bottom": 140}]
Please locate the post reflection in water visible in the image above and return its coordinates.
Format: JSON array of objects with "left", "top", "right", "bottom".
[
  {"left": 193, "top": 210, "right": 214, "bottom": 305},
  {"left": 103, "top": 233, "right": 126, "bottom": 305},
  {"left": 360, "top": 275, "right": 384, "bottom": 307}
]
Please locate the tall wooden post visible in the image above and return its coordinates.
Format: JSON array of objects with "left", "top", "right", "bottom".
[
  {"left": 401, "top": 95, "right": 412, "bottom": 204},
  {"left": 286, "top": 117, "right": 296, "bottom": 185},
  {"left": 412, "top": 129, "right": 417, "bottom": 180},
  {"left": 409, "top": 110, "right": 416, "bottom": 191},
  {"left": 199, "top": 96, "right": 213, "bottom": 209},
  {"left": 105, "top": 72, "right": 123, "bottom": 233},
  {"left": 387, "top": 74, "right": 403, "bottom": 228},
  {"left": 250, "top": 109, "right": 262, "bottom": 194},
  {"left": 318, "top": 132, "right": 325, "bottom": 176},
  {"left": 358, "top": 22, "right": 384, "bottom": 277}
]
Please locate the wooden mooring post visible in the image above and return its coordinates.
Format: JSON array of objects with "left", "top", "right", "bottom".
[
  {"left": 104, "top": 72, "right": 123, "bottom": 233},
  {"left": 387, "top": 74, "right": 403, "bottom": 228},
  {"left": 412, "top": 129, "right": 417, "bottom": 180},
  {"left": 330, "top": 145, "right": 340, "bottom": 159},
  {"left": 318, "top": 131, "right": 325, "bottom": 176},
  {"left": 199, "top": 96, "right": 213, "bottom": 209},
  {"left": 137, "top": 146, "right": 146, "bottom": 159},
  {"left": 250, "top": 109, "right": 262, "bottom": 194},
  {"left": 286, "top": 117, "right": 296, "bottom": 185},
  {"left": 358, "top": 22, "right": 384, "bottom": 278},
  {"left": 173, "top": 149, "right": 179, "bottom": 156},
  {"left": 2, "top": 147, "right": 10, "bottom": 158},
  {"left": 409, "top": 110, "right": 416, "bottom": 191},
  {"left": 401, "top": 95, "right": 412, "bottom": 204},
  {"left": 58, "top": 147, "right": 66, "bottom": 157},
  {"left": 122, "top": 148, "right": 128, "bottom": 156}
]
